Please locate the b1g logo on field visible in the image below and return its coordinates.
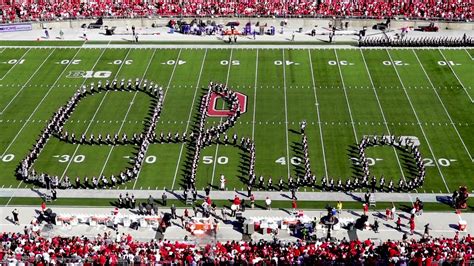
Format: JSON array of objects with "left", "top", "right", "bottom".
[
  {"left": 67, "top": 70, "right": 112, "bottom": 79},
  {"left": 207, "top": 91, "right": 247, "bottom": 117}
]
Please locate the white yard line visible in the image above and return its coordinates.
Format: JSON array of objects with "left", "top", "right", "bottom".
[
  {"left": 333, "top": 50, "right": 358, "bottom": 143},
  {"left": 281, "top": 50, "right": 291, "bottom": 178},
  {"left": 131, "top": 49, "right": 182, "bottom": 189},
  {"left": 438, "top": 49, "right": 473, "bottom": 103},
  {"left": 412, "top": 50, "right": 473, "bottom": 163},
  {"left": 251, "top": 49, "right": 258, "bottom": 140},
  {"left": 385, "top": 49, "right": 450, "bottom": 193},
  {"left": 210, "top": 49, "right": 233, "bottom": 188},
  {"left": 0, "top": 118, "right": 464, "bottom": 126},
  {"left": 3, "top": 47, "right": 85, "bottom": 207},
  {"left": 464, "top": 49, "right": 473, "bottom": 60},
  {"left": 359, "top": 50, "right": 407, "bottom": 184},
  {"left": 100, "top": 49, "right": 158, "bottom": 178},
  {"left": 0, "top": 49, "right": 55, "bottom": 115},
  {"left": 59, "top": 49, "right": 132, "bottom": 183},
  {"left": 0, "top": 48, "right": 31, "bottom": 80},
  {"left": 307, "top": 49, "right": 328, "bottom": 178},
  {"left": 171, "top": 49, "right": 208, "bottom": 190}
]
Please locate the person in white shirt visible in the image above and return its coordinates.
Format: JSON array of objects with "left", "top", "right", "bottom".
[
  {"left": 220, "top": 174, "right": 226, "bottom": 190},
  {"left": 265, "top": 197, "right": 272, "bottom": 210}
]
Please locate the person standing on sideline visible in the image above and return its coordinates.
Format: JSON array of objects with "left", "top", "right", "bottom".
[
  {"left": 364, "top": 191, "right": 371, "bottom": 205},
  {"left": 148, "top": 195, "right": 154, "bottom": 205},
  {"left": 250, "top": 194, "right": 255, "bottom": 209},
  {"left": 265, "top": 197, "right": 272, "bottom": 210},
  {"left": 221, "top": 208, "right": 227, "bottom": 221},
  {"left": 363, "top": 203, "right": 369, "bottom": 216},
  {"left": 409, "top": 218, "right": 415, "bottom": 235},
  {"left": 396, "top": 216, "right": 402, "bottom": 231},
  {"left": 220, "top": 174, "right": 226, "bottom": 190},
  {"left": 292, "top": 199, "right": 297, "bottom": 213},
  {"left": 162, "top": 192, "right": 167, "bottom": 206},
  {"left": 171, "top": 204, "right": 177, "bottom": 219},
  {"left": 385, "top": 207, "right": 392, "bottom": 221},
  {"left": 424, "top": 223, "right": 430, "bottom": 237},
  {"left": 336, "top": 201, "right": 342, "bottom": 214},
  {"left": 391, "top": 203, "right": 396, "bottom": 220},
  {"left": 290, "top": 187, "right": 297, "bottom": 200},
  {"left": 41, "top": 201, "right": 47, "bottom": 213},
  {"left": 131, "top": 194, "right": 136, "bottom": 209},
  {"left": 12, "top": 209, "right": 19, "bottom": 225},
  {"left": 51, "top": 189, "right": 57, "bottom": 201},
  {"left": 372, "top": 219, "right": 379, "bottom": 233}
]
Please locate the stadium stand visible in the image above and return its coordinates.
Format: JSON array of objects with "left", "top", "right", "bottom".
[
  {"left": 0, "top": 0, "right": 472, "bottom": 23},
  {"left": 0, "top": 231, "right": 473, "bottom": 264}
]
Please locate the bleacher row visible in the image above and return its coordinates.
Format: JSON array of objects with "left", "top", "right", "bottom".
[
  {"left": 0, "top": 231, "right": 473, "bottom": 264},
  {"left": 0, "top": 0, "right": 472, "bottom": 22}
]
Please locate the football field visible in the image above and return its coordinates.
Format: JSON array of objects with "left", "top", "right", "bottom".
[{"left": 0, "top": 46, "right": 472, "bottom": 194}]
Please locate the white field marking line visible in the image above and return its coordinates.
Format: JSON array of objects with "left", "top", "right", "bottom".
[
  {"left": 100, "top": 49, "right": 158, "bottom": 178},
  {"left": 413, "top": 50, "right": 473, "bottom": 163},
  {"left": 307, "top": 49, "right": 328, "bottom": 177},
  {"left": 0, "top": 49, "right": 55, "bottom": 115},
  {"left": 132, "top": 49, "right": 182, "bottom": 189},
  {"left": 385, "top": 49, "right": 450, "bottom": 193},
  {"left": 1, "top": 118, "right": 468, "bottom": 126},
  {"left": 0, "top": 48, "right": 5, "bottom": 53},
  {"left": 3, "top": 47, "right": 85, "bottom": 207},
  {"left": 59, "top": 49, "right": 132, "bottom": 183},
  {"left": 251, "top": 49, "right": 258, "bottom": 140},
  {"left": 464, "top": 49, "right": 473, "bottom": 60},
  {"left": 0, "top": 48, "right": 31, "bottom": 80},
  {"left": 360, "top": 50, "right": 408, "bottom": 185},
  {"left": 438, "top": 49, "right": 474, "bottom": 103},
  {"left": 210, "top": 49, "right": 234, "bottom": 188},
  {"left": 281, "top": 50, "right": 291, "bottom": 178},
  {"left": 171, "top": 49, "right": 208, "bottom": 190},
  {"left": 334, "top": 50, "right": 358, "bottom": 143}
]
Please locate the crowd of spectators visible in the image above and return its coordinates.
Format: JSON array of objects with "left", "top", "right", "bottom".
[
  {"left": 1, "top": 230, "right": 473, "bottom": 264},
  {"left": 0, "top": 0, "right": 472, "bottom": 23}
]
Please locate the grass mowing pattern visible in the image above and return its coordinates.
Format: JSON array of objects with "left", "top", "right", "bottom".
[{"left": 0, "top": 47, "right": 472, "bottom": 196}]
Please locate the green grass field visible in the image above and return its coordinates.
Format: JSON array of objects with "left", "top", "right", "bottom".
[{"left": 0, "top": 47, "right": 472, "bottom": 195}]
